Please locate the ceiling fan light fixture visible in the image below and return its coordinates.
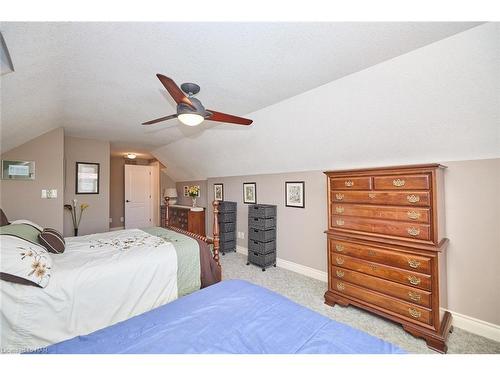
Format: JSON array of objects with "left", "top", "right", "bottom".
[{"left": 178, "top": 113, "right": 204, "bottom": 126}]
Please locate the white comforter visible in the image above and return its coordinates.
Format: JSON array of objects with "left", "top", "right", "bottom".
[{"left": 0, "top": 229, "right": 178, "bottom": 353}]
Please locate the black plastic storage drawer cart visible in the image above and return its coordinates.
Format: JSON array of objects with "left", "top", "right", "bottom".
[
  {"left": 218, "top": 201, "right": 237, "bottom": 255},
  {"left": 247, "top": 204, "right": 277, "bottom": 271}
]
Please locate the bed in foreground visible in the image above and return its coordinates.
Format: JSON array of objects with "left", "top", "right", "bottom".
[
  {"left": 0, "top": 202, "right": 222, "bottom": 353},
  {"left": 40, "top": 280, "right": 404, "bottom": 354}
]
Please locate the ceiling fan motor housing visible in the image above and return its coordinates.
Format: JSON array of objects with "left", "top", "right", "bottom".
[{"left": 177, "top": 97, "right": 208, "bottom": 117}]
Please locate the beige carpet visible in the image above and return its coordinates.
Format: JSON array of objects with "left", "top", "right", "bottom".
[{"left": 220, "top": 252, "right": 500, "bottom": 354}]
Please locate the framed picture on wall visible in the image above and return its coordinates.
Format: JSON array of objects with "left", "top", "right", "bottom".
[
  {"left": 243, "top": 182, "right": 257, "bottom": 204},
  {"left": 214, "top": 183, "right": 224, "bottom": 201},
  {"left": 183, "top": 186, "right": 189, "bottom": 197},
  {"left": 285, "top": 181, "right": 305, "bottom": 208},
  {"left": 76, "top": 162, "right": 100, "bottom": 194}
]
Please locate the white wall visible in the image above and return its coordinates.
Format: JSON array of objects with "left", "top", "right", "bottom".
[
  {"left": 0, "top": 128, "right": 65, "bottom": 231},
  {"left": 64, "top": 136, "right": 110, "bottom": 236},
  {"left": 152, "top": 23, "right": 499, "bottom": 181}
]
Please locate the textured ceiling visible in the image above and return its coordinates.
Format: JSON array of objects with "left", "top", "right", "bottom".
[
  {"left": 152, "top": 23, "right": 499, "bottom": 181},
  {"left": 0, "top": 22, "right": 482, "bottom": 155}
]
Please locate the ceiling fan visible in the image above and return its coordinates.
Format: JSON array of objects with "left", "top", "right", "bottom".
[{"left": 142, "top": 74, "right": 253, "bottom": 127}]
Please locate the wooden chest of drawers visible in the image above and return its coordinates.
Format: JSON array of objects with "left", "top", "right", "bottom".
[
  {"left": 160, "top": 205, "right": 206, "bottom": 236},
  {"left": 324, "top": 164, "right": 452, "bottom": 353}
]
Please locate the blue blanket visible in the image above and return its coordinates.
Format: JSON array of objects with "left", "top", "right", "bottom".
[{"left": 41, "top": 280, "right": 404, "bottom": 354}]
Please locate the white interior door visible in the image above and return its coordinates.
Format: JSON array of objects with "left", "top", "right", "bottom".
[{"left": 125, "top": 165, "right": 152, "bottom": 229}]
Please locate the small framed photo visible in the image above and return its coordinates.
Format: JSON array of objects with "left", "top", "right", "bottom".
[
  {"left": 285, "top": 181, "right": 305, "bottom": 208},
  {"left": 1, "top": 160, "right": 35, "bottom": 180},
  {"left": 243, "top": 182, "right": 257, "bottom": 204},
  {"left": 214, "top": 183, "right": 224, "bottom": 201},
  {"left": 183, "top": 186, "right": 189, "bottom": 197},
  {"left": 76, "top": 162, "right": 99, "bottom": 194}
]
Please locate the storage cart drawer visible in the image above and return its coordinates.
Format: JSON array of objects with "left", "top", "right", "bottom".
[
  {"left": 248, "top": 204, "right": 277, "bottom": 218},
  {"left": 249, "top": 227, "right": 276, "bottom": 242}
]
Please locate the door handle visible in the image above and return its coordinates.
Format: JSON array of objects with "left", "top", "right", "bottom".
[{"left": 126, "top": 200, "right": 130, "bottom": 203}]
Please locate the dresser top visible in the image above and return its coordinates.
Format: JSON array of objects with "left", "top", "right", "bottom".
[
  {"left": 324, "top": 163, "right": 446, "bottom": 175},
  {"left": 161, "top": 204, "right": 205, "bottom": 210}
]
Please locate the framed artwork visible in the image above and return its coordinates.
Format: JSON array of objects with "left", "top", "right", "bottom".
[
  {"left": 1, "top": 160, "right": 35, "bottom": 180},
  {"left": 243, "top": 182, "right": 257, "bottom": 204},
  {"left": 183, "top": 186, "right": 189, "bottom": 197},
  {"left": 285, "top": 181, "right": 305, "bottom": 208},
  {"left": 214, "top": 183, "right": 224, "bottom": 201},
  {"left": 76, "top": 162, "right": 99, "bottom": 194}
]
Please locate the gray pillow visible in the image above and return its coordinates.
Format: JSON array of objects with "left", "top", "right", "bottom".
[{"left": 38, "top": 228, "right": 65, "bottom": 254}]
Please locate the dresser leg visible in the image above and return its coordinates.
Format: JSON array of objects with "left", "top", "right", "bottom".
[
  {"left": 402, "top": 311, "right": 452, "bottom": 354},
  {"left": 324, "top": 291, "right": 350, "bottom": 308}
]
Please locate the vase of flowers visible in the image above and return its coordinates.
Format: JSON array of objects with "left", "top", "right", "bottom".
[
  {"left": 64, "top": 199, "right": 89, "bottom": 236},
  {"left": 187, "top": 185, "right": 200, "bottom": 208}
]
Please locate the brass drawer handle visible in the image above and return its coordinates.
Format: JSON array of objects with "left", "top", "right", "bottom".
[
  {"left": 335, "top": 193, "right": 344, "bottom": 201},
  {"left": 335, "top": 206, "right": 345, "bottom": 214},
  {"left": 336, "top": 282, "right": 345, "bottom": 291},
  {"left": 335, "top": 244, "right": 344, "bottom": 252},
  {"left": 344, "top": 180, "right": 354, "bottom": 187},
  {"left": 408, "top": 291, "right": 421, "bottom": 302},
  {"left": 407, "top": 194, "right": 420, "bottom": 203},
  {"left": 368, "top": 193, "right": 376, "bottom": 199},
  {"left": 367, "top": 249, "right": 376, "bottom": 256},
  {"left": 408, "top": 308, "right": 421, "bottom": 319},
  {"left": 407, "top": 227, "right": 420, "bottom": 236},
  {"left": 408, "top": 259, "right": 421, "bottom": 269},
  {"left": 336, "top": 219, "right": 345, "bottom": 226},
  {"left": 336, "top": 270, "right": 345, "bottom": 278},
  {"left": 407, "top": 211, "right": 421, "bottom": 220},
  {"left": 393, "top": 178, "right": 406, "bottom": 187},
  {"left": 335, "top": 256, "right": 344, "bottom": 265},
  {"left": 407, "top": 275, "right": 421, "bottom": 285}
]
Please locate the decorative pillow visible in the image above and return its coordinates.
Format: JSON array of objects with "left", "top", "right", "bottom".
[
  {"left": 10, "top": 219, "right": 44, "bottom": 232},
  {"left": 0, "top": 235, "right": 52, "bottom": 288},
  {"left": 0, "top": 223, "right": 42, "bottom": 244},
  {"left": 0, "top": 209, "right": 9, "bottom": 226},
  {"left": 38, "top": 228, "right": 65, "bottom": 254}
]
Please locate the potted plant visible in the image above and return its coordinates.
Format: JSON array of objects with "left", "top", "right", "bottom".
[
  {"left": 187, "top": 185, "right": 200, "bottom": 208},
  {"left": 64, "top": 199, "right": 89, "bottom": 236}
]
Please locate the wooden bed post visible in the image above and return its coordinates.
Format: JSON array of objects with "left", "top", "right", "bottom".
[
  {"left": 212, "top": 200, "right": 220, "bottom": 266},
  {"left": 164, "top": 196, "right": 170, "bottom": 227}
]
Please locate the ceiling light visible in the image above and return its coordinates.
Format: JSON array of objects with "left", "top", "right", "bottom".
[
  {"left": 126, "top": 153, "right": 137, "bottom": 159},
  {"left": 178, "top": 113, "right": 204, "bottom": 126}
]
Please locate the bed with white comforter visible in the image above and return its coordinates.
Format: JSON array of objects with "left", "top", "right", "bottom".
[{"left": 1, "top": 227, "right": 210, "bottom": 353}]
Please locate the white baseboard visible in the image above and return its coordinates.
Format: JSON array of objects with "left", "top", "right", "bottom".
[
  {"left": 109, "top": 226, "right": 124, "bottom": 231},
  {"left": 236, "top": 246, "right": 328, "bottom": 282},
  {"left": 235, "top": 246, "right": 499, "bottom": 342},
  {"left": 441, "top": 308, "right": 500, "bottom": 342}
]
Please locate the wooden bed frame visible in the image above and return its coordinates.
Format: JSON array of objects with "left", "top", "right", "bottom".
[{"left": 163, "top": 197, "right": 221, "bottom": 267}]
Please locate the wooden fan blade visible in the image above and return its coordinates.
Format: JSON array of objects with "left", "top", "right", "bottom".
[
  {"left": 156, "top": 74, "right": 195, "bottom": 109},
  {"left": 142, "top": 114, "right": 177, "bottom": 125},
  {"left": 205, "top": 110, "right": 253, "bottom": 126}
]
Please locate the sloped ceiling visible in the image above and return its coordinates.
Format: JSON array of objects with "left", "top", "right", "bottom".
[
  {"left": 1, "top": 22, "right": 482, "bottom": 157},
  {"left": 152, "top": 22, "right": 500, "bottom": 181}
]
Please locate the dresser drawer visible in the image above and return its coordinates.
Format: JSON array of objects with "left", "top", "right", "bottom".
[
  {"left": 332, "top": 203, "right": 430, "bottom": 223},
  {"left": 330, "top": 253, "right": 432, "bottom": 291},
  {"left": 331, "top": 215, "right": 431, "bottom": 241},
  {"left": 373, "top": 174, "right": 430, "bottom": 190},
  {"left": 331, "top": 279, "right": 432, "bottom": 325},
  {"left": 331, "top": 191, "right": 431, "bottom": 206},
  {"left": 331, "top": 266, "right": 431, "bottom": 307},
  {"left": 329, "top": 239, "right": 432, "bottom": 274},
  {"left": 330, "top": 177, "right": 372, "bottom": 190}
]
